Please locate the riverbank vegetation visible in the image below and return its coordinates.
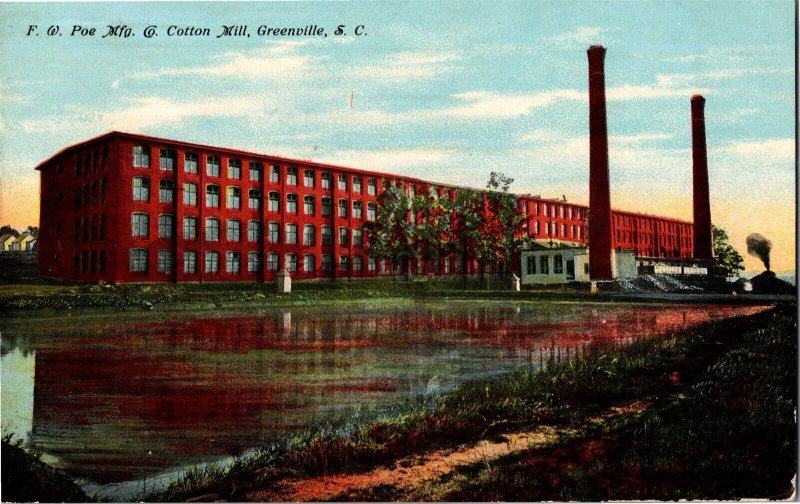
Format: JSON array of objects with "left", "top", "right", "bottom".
[{"left": 133, "top": 303, "right": 796, "bottom": 501}]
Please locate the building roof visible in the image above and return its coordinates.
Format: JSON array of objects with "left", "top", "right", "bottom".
[{"left": 36, "top": 130, "right": 692, "bottom": 226}]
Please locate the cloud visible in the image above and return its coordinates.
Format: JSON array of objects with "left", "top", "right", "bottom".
[
  {"left": 316, "top": 147, "right": 454, "bottom": 172},
  {"left": 439, "top": 89, "right": 585, "bottom": 119},
  {"left": 354, "top": 51, "right": 462, "bottom": 83},
  {"left": 542, "top": 26, "right": 615, "bottom": 46},
  {"left": 656, "top": 67, "right": 792, "bottom": 87},
  {"left": 717, "top": 138, "right": 794, "bottom": 161},
  {"left": 111, "top": 80, "right": 120, "bottom": 89},
  {"left": 132, "top": 41, "right": 315, "bottom": 79},
  {"left": 100, "top": 96, "right": 264, "bottom": 130}
]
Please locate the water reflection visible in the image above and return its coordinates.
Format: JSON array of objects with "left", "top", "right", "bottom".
[{"left": 1, "top": 302, "right": 765, "bottom": 487}]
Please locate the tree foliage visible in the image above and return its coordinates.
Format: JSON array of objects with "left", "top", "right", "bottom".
[
  {"left": 712, "top": 224, "right": 745, "bottom": 277},
  {"left": 365, "top": 173, "right": 524, "bottom": 278}
]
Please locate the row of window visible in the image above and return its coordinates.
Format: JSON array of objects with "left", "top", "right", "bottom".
[
  {"left": 531, "top": 221, "right": 585, "bottom": 239},
  {"left": 74, "top": 147, "right": 108, "bottom": 178},
  {"left": 130, "top": 249, "right": 377, "bottom": 274},
  {"left": 130, "top": 213, "right": 366, "bottom": 246},
  {"left": 132, "top": 177, "right": 377, "bottom": 218},
  {"left": 74, "top": 179, "right": 107, "bottom": 210},
  {"left": 525, "top": 254, "right": 564, "bottom": 275},
  {"left": 73, "top": 250, "right": 106, "bottom": 274},
  {"left": 528, "top": 202, "right": 585, "bottom": 220},
  {"left": 132, "top": 146, "right": 379, "bottom": 194},
  {"left": 74, "top": 216, "right": 106, "bottom": 243}
]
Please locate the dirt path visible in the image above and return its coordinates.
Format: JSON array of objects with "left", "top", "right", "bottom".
[{"left": 246, "top": 402, "right": 649, "bottom": 502}]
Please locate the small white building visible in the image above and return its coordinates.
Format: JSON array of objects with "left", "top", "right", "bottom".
[{"left": 520, "top": 246, "right": 636, "bottom": 285}]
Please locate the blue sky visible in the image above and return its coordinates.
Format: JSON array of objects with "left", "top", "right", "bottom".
[{"left": 0, "top": 1, "right": 794, "bottom": 272}]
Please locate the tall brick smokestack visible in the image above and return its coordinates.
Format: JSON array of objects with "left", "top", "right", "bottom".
[
  {"left": 691, "top": 95, "right": 713, "bottom": 260},
  {"left": 587, "top": 45, "right": 613, "bottom": 280}
]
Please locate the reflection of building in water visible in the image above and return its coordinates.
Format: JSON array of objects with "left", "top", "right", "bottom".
[
  {"left": 1, "top": 347, "right": 35, "bottom": 443},
  {"left": 20, "top": 304, "right": 761, "bottom": 485}
]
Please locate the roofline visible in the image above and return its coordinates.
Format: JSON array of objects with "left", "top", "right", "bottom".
[{"left": 36, "top": 131, "right": 692, "bottom": 225}]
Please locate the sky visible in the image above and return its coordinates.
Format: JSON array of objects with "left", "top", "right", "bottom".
[{"left": 0, "top": 1, "right": 795, "bottom": 273}]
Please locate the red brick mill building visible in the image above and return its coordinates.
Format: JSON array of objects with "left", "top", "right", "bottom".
[{"left": 36, "top": 131, "right": 696, "bottom": 284}]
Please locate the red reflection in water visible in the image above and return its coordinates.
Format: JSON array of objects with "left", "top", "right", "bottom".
[{"left": 19, "top": 303, "right": 766, "bottom": 484}]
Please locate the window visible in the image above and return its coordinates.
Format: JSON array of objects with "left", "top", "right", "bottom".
[
  {"left": 368, "top": 256, "right": 376, "bottom": 271},
  {"left": 83, "top": 185, "right": 89, "bottom": 208},
  {"left": 561, "top": 223, "right": 566, "bottom": 237},
  {"left": 248, "top": 252, "right": 261, "bottom": 272},
  {"left": 185, "top": 153, "right": 198, "bottom": 173},
  {"left": 543, "top": 203, "right": 549, "bottom": 217},
  {"left": 286, "top": 194, "right": 297, "bottom": 213},
  {"left": 184, "top": 183, "right": 198, "bottom": 206},
  {"left": 352, "top": 176, "right": 362, "bottom": 193},
  {"left": 367, "top": 203, "right": 376, "bottom": 221},
  {"left": 133, "top": 146, "right": 149, "bottom": 168},
  {"left": 158, "top": 250, "right": 174, "bottom": 273},
  {"left": 228, "top": 159, "right": 241, "bottom": 179},
  {"left": 304, "top": 195, "right": 315, "bottom": 215},
  {"left": 74, "top": 188, "right": 81, "bottom": 209},
  {"left": 559, "top": 206, "right": 565, "bottom": 218},
  {"left": 408, "top": 184, "right": 415, "bottom": 197},
  {"left": 321, "top": 197, "right": 332, "bottom": 216},
  {"left": 130, "top": 249, "right": 148, "bottom": 272},
  {"left": 338, "top": 227, "right": 348, "bottom": 246},
  {"left": 303, "top": 225, "right": 315, "bottom": 246},
  {"left": 249, "top": 162, "right": 262, "bottom": 181},
  {"left": 545, "top": 222, "right": 550, "bottom": 235},
  {"left": 534, "top": 221, "right": 540, "bottom": 235},
  {"left": 322, "top": 254, "right": 332, "bottom": 272},
  {"left": 247, "top": 221, "right": 261, "bottom": 242},
  {"left": 159, "top": 180, "right": 175, "bottom": 203},
  {"left": 269, "top": 165, "right": 279, "bottom": 183},
  {"left": 338, "top": 174, "right": 347, "bottom": 191},
  {"left": 322, "top": 226, "right": 333, "bottom": 245},
  {"left": 286, "top": 224, "right": 298, "bottom": 244},
  {"left": 206, "top": 184, "right": 220, "bottom": 208},
  {"left": 207, "top": 156, "right": 220, "bottom": 177},
  {"left": 285, "top": 254, "right": 297, "bottom": 272},
  {"left": 268, "top": 222, "right": 279, "bottom": 244},
  {"left": 158, "top": 214, "right": 174, "bottom": 239},
  {"left": 226, "top": 252, "right": 241, "bottom": 274},
  {"left": 227, "top": 219, "right": 241, "bottom": 242},
  {"left": 183, "top": 217, "right": 197, "bottom": 240},
  {"left": 339, "top": 255, "right": 348, "bottom": 272},
  {"left": 338, "top": 199, "right": 347, "bottom": 218},
  {"left": 100, "top": 215, "right": 106, "bottom": 240},
  {"left": 353, "top": 256, "right": 363, "bottom": 271},
  {"left": 286, "top": 167, "right": 297, "bottom": 185},
  {"left": 303, "top": 254, "right": 315, "bottom": 272},
  {"left": 554, "top": 254, "right": 563, "bottom": 274},
  {"left": 205, "top": 252, "right": 219, "bottom": 274},
  {"left": 91, "top": 182, "right": 98, "bottom": 206},
  {"left": 227, "top": 187, "right": 241, "bottom": 210},
  {"left": 184, "top": 251, "right": 197, "bottom": 273},
  {"left": 353, "top": 228, "right": 363, "bottom": 246},
  {"left": 99, "top": 251, "right": 106, "bottom": 272},
  {"left": 267, "top": 253, "right": 279, "bottom": 271},
  {"left": 130, "top": 177, "right": 150, "bottom": 205},
  {"left": 268, "top": 192, "right": 279, "bottom": 212},
  {"left": 352, "top": 201, "right": 362, "bottom": 219},
  {"left": 160, "top": 149, "right": 176, "bottom": 171},
  {"left": 368, "top": 178, "right": 376, "bottom": 195},
  {"left": 131, "top": 212, "right": 149, "bottom": 238},
  {"left": 526, "top": 256, "right": 536, "bottom": 275},
  {"left": 304, "top": 169, "right": 314, "bottom": 187},
  {"left": 539, "top": 255, "right": 549, "bottom": 274},
  {"left": 205, "top": 218, "right": 220, "bottom": 241},
  {"left": 321, "top": 172, "right": 332, "bottom": 189}
]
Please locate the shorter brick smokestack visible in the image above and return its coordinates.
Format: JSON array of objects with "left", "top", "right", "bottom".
[
  {"left": 587, "top": 45, "right": 613, "bottom": 279},
  {"left": 691, "top": 95, "right": 713, "bottom": 260}
]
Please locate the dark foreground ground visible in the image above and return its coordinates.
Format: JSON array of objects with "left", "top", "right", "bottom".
[{"left": 2, "top": 302, "right": 796, "bottom": 502}]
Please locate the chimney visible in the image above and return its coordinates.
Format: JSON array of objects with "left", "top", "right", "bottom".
[
  {"left": 587, "top": 45, "right": 613, "bottom": 279},
  {"left": 691, "top": 94, "right": 713, "bottom": 260}
]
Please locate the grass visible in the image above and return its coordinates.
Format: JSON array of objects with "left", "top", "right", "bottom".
[{"left": 138, "top": 303, "right": 796, "bottom": 502}]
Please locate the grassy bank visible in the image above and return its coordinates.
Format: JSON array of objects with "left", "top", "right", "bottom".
[
  {"left": 1, "top": 436, "right": 92, "bottom": 503},
  {"left": 134, "top": 303, "right": 796, "bottom": 502}
]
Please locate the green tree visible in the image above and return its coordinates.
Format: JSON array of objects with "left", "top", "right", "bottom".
[
  {"left": 412, "top": 193, "right": 453, "bottom": 273},
  {"left": 364, "top": 185, "right": 417, "bottom": 275},
  {"left": 712, "top": 224, "right": 745, "bottom": 277}
]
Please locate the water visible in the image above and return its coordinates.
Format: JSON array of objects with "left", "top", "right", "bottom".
[{"left": 1, "top": 300, "right": 766, "bottom": 495}]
